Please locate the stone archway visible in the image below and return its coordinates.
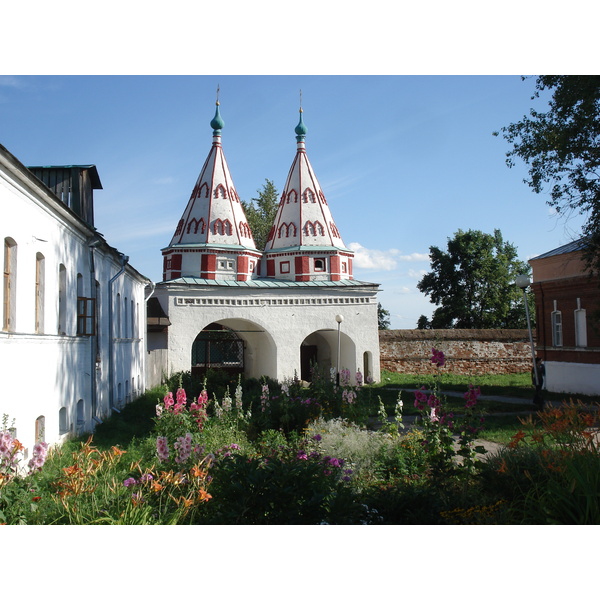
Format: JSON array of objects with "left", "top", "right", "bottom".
[
  {"left": 191, "top": 323, "right": 244, "bottom": 379},
  {"left": 299, "top": 329, "right": 357, "bottom": 383},
  {"left": 190, "top": 319, "right": 278, "bottom": 381}
]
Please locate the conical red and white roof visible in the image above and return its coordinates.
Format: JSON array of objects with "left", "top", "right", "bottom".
[
  {"left": 168, "top": 103, "right": 256, "bottom": 251},
  {"left": 265, "top": 109, "right": 347, "bottom": 252}
]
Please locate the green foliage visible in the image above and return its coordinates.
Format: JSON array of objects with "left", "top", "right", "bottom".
[
  {"left": 241, "top": 178, "right": 279, "bottom": 251},
  {"left": 497, "top": 76, "right": 600, "bottom": 274},
  {"left": 3, "top": 374, "right": 600, "bottom": 524},
  {"left": 416, "top": 229, "right": 532, "bottom": 329},
  {"left": 378, "top": 302, "right": 391, "bottom": 330}
]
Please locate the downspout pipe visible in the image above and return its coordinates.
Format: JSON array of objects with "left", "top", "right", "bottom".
[
  {"left": 87, "top": 237, "right": 102, "bottom": 423},
  {"left": 143, "top": 281, "right": 156, "bottom": 393},
  {"left": 108, "top": 253, "right": 129, "bottom": 411}
]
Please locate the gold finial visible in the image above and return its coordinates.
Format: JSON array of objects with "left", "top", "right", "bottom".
[{"left": 216, "top": 84, "right": 220, "bottom": 106}]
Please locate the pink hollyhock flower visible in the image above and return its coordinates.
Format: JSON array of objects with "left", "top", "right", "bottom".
[
  {"left": 163, "top": 392, "right": 174, "bottom": 410},
  {"left": 431, "top": 348, "right": 446, "bottom": 367},
  {"left": 156, "top": 436, "right": 169, "bottom": 461},
  {"left": 414, "top": 387, "right": 428, "bottom": 409},
  {"left": 427, "top": 394, "right": 440, "bottom": 408}
]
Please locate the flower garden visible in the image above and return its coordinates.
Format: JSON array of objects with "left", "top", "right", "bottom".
[{"left": 1, "top": 349, "right": 599, "bottom": 525}]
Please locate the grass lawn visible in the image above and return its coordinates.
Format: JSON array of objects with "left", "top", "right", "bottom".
[{"left": 369, "top": 370, "right": 599, "bottom": 445}]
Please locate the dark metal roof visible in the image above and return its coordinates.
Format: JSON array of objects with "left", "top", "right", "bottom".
[
  {"left": 27, "top": 164, "right": 103, "bottom": 189},
  {"left": 530, "top": 238, "right": 588, "bottom": 261}
]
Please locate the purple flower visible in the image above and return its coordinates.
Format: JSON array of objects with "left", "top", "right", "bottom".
[
  {"left": 123, "top": 477, "right": 137, "bottom": 487},
  {"left": 431, "top": 348, "right": 446, "bottom": 367},
  {"left": 312, "top": 434, "right": 322, "bottom": 442},
  {"left": 156, "top": 436, "right": 169, "bottom": 461}
]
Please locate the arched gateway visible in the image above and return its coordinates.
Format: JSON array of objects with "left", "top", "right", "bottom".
[{"left": 147, "top": 99, "right": 381, "bottom": 387}]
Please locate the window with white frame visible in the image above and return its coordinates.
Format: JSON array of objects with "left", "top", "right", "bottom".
[
  {"left": 551, "top": 301, "right": 562, "bottom": 347},
  {"left": 3, "top": 238, "right": 17, "bottom": 332},
  {"left": 35, "top": 253, "right": 45, "bottom": 333},
  {"left": 574, "top": 298, "right": 587, "bottom": 347}
]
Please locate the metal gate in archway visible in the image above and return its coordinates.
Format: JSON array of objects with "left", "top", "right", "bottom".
[{"left": 191, "top": 323, "right": 244, "bottom": 378}]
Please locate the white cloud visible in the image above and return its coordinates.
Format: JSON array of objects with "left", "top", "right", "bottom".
[
  {"left": 348, "top": 242, "right": 399, "bottom": 270},
  {"left": 397, "top": 252, "right": 430, "bottom": 262},
  {"left": 408, "top": 268, "right": 428, "bottom": 280},
  {"left": 0, "top": 76, "right": 24, "bottom": 88},
  {"left": 348, "top": 243, "right": 429, "bottom": 271}
]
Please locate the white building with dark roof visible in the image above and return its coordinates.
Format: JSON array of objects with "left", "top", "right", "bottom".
[
  {"left": 1, "top": 144, "right": 151, "bottom": 455},
  {"left": 149, "top": 103, "right": 381, "bottom": 385}
]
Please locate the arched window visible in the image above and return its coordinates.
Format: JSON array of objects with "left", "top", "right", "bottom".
[
  {"left": 286, "top": 190, "right": 298, "bottom": 204},
  {"left": 35, "top": 253, "right": 45, "bottom": 333},
  {"left": 58, "top": 263, "right": 67, "bottom": 335},
  {"left": 214, "top": 184, "right": 227, "bottom": 199},
  {"left": 303, "top": 188, "right": 316, "bottom": 203},
  {"left": 76, "top": 399, "right": 84, "bottom": 428},
  {"left": 191, "top": 323, "right": 244, "bottom": 376},
  {"left": 59, "top": 407, "right": 69, "bottom": 434},
  {"left": 278, "top": 222, "right": 297, "bottom": 238},
  {"left": 116, "top": 293, "right": 121, "bottom": 338},
  {"left": 199, "top": 182, "right": 210, "bottom": 198},
  {"left": 3, "top": 238, "right": 17, "bottom": 332},
  {"left": 35, "top": 415, "right": 45, "bottom": 443},
  {"left": 213, "top": 219, "right": 232, "bottom": 235},
  {"left": 304, "top": 221, "right": 316, "bottom": 236},
  {"left": 187, "top": 218, "right": 200, "bottom": 234}
]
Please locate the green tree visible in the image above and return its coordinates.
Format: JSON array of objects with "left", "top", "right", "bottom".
[
  {"left": 378, "top": 303, "right": 391, "bottom": 330},
  {"left": 416, "top": 229, "right": 532, "bottom": 329},
  {"left": 496, "top": 76, "right": 600, "bottom": 272},
  {"left": 242, "top": 179, "right": 279, "bottom": 251}
]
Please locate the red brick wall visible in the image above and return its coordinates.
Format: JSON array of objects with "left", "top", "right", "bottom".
[{"left": 379, "top": 329, "right": 534, "bottom": 375}]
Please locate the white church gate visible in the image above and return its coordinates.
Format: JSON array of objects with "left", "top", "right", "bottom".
[{"left": 191, "top": 323, "right": 244, "bottom": 378}]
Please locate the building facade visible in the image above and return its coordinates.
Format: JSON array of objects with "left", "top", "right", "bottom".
[
  {"left": 529, "top": 239, "right": 600, "bottom": 396},
  {"left": 0, "top": 143, "right": 151, "bottom": 456},
  {"left": 149, "top": 103, "right": 381, "bottom": 385}
]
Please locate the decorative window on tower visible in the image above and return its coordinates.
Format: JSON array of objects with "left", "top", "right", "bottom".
[
  {"left": 174, "top": 219, "right": 184, "bottom": 236},
  {"left": 286, "top": 190, "right": 298, "bottom": 204},
  {"left": 280, "top": 261, "right": 290, "bottom": 274},
  {"left": 303, "top": 188, "right": 316, "bottom": 203},
  {"left": 214, "top": 184, "right": 228, "bottom": 199},
  {"left": 330, "top": 222, "right": 340, "bottom": 238},
  {"left": 319, "top": 191, "right": 327, "bottom": 204},
  {"left": 278, "top": 223, "right": 297, "bottom": 238},
  {"left": 187, "top": 218, "right": 200, "bottom": 234},
  {"left": 304, "top": 221, "right": 316, "bottom": 236},
  {"left": 314, "top": 258, "right": 325, "bottom": 272},
  {"left": 218, "top": 260, "right": 235, "bottom": 270},
  {"left": 213, "top": 219, "right": 233, "bottom": 236},
  {"left": 199, "top": 182, "right": 210, "bottom": 198}
]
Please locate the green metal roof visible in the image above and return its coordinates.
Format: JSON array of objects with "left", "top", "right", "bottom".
[{"left": 158, "top": 276, "right": 379, "bottom": 289}]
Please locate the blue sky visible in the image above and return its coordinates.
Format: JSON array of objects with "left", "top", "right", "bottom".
[{"left": 0, "top": 74, "right": 588, "bottom": 328}]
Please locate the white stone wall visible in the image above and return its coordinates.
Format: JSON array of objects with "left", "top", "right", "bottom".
[
  {"left": 153, "top": 284, "right": 380, "bottom": 385},
  {"left": 0, "top": 147, "right": 149, "bottom": 457},
  {"left": 544, "top": 360, "right": 600, "bottom": 396}
]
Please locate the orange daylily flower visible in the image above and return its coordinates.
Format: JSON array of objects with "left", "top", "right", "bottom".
[
  {"left": 197, "top": 489, "right": 212, "bottom": 502},
  {"left": 190, "top": 466, "right": 207, "bottom": 478}
]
